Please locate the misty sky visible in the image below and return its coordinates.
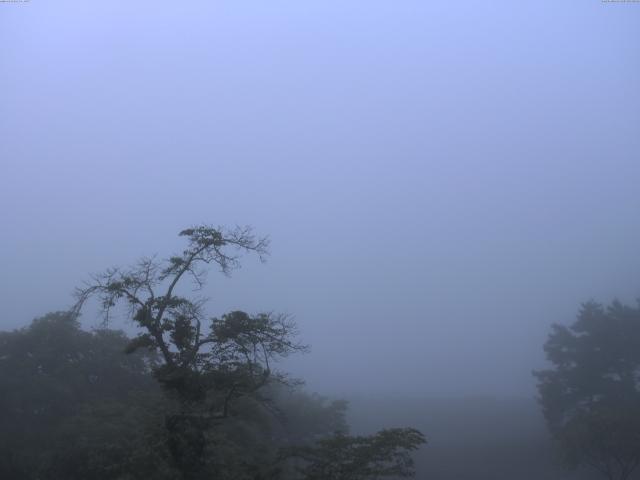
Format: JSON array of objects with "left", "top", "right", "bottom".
[{"left": 1, "top": 1, "right": 639, "bottom": 397}]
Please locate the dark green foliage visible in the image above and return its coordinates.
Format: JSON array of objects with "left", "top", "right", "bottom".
[
  {"left": 0, "top": 312, "right": 367, "bottom": 480},
  {"left": 35, "top": 224, "right": 426, "bottom": 480},
  {"left": 47, "top": 400, "right": 178, "bottom": 480},
  {"left": 287, "top": 428, "right": 426, "bottom": 480},
  {"left": 72, "top": 225, "right": 303, "bottom": 479},
  {"left": 534, "top": 300, "right": 640, "bottom": 480},
  {"left": 0, "top": 312, "right": 176, "bottom": 480}
]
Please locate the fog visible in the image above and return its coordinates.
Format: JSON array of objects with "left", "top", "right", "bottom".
[{"left": 1, "top": 0, "right": 639, "bottom": 405}]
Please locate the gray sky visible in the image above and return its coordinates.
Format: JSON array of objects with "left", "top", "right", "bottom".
[{"left": 1, "top": 0, "right": 639, "bottom": 397}]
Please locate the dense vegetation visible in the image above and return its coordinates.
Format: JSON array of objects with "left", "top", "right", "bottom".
[
  {"left": 535, "top": 300, "right": 640, "bottom": 480},
  {"left": 0, "top": 225, "right": 424, "bottom": 480},
  {"left": 1, "top": 225, "right": 639, "bottom": 480},
  {"left": 0, "top": 311, "right": 422, "bottom": 479}
]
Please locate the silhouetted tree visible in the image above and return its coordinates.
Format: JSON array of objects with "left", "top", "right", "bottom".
[
  {"left": 534, "top": 300, "right": 640, "bottom": 480},
  {"left": 2, "top": 312, "right": 410, "bottom": 480},
  {"left": 72, "top": 225, "right": 309, "bottom": 479},
  {"left": 71, "top": 224, "right": 426, "bottom": 480}
]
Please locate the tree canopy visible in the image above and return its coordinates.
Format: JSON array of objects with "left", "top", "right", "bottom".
[
  {"left": 0, "top": 311, "right": 171, "bottom": 480},
  {"left": 287, "top": 428, "right": 426, "bottom": 480},
  {"left": 66, "top": 224, "right": 425, "bottom": 480},
  {"left": 534, "top": 300, "right": 640, "bottom": 480},
  {"left": 72, "top": 225, "right": 305, "bottom": 478},
  {"left": 0, "top": 311, "right": 425, "bottom": 480}
]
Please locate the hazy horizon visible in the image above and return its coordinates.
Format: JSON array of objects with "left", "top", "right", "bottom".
[{"left": 2, "top": 0, "right": 639, "bottom": 398}]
